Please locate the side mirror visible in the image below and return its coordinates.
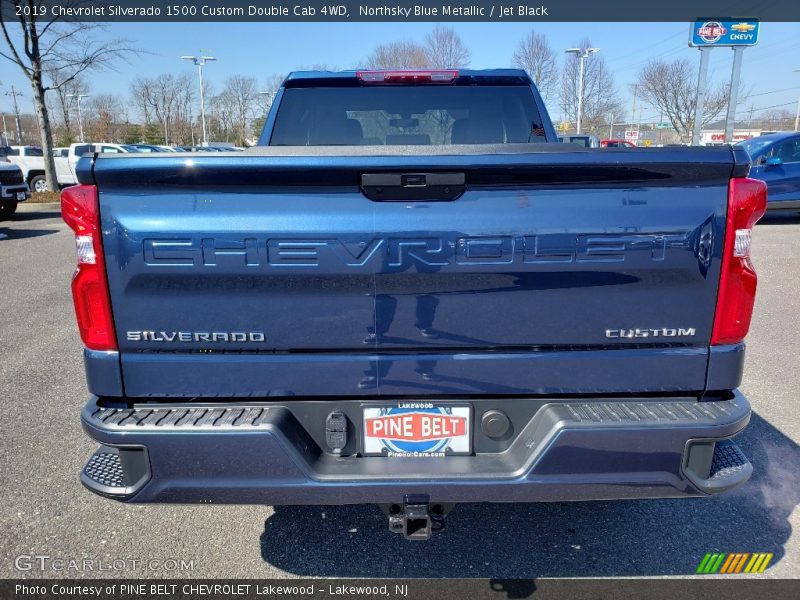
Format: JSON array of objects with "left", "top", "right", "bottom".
[{"left": 765, "top": 157, "right": 782, "bottom": 167}]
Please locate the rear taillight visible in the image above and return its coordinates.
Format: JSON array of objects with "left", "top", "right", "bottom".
[
  {"left": 356, "top": 70, "right": 458, "bottom": 84},
  {"left": 711, "top": 177, "right": 767, "bottom": 345},
  {"left": 61, "top": 185, "right": 117, "bottom": 351}
]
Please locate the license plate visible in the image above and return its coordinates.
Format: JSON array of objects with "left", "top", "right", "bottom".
[
  {"left": 16, "top": 191, "right": 26, "bottom": 201},
  {"left": 363, "top": 403, "right": 471, "bottom": 457}
]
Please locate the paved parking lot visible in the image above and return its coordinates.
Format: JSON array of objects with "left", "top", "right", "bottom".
[{"left": 1, "top": 203, "right": 798, "bottom": 579}]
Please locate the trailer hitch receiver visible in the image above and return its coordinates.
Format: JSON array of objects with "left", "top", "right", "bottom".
[{"left": 382, "top": 496, "right": 450, "bottom": 540}]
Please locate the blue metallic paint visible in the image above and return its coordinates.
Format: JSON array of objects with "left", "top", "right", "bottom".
[
  {"left": 83, "top": 349, "right": 123, "bottom": 397},
  {"left": 83, "top": 148, "right": 742, "bottom": 397}
]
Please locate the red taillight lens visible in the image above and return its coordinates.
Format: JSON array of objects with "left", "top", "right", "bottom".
[
  {"left": 711, "top": 177, "right": 767, "bottom": 345},
  {"left": 61, "top": 185, "right": 117, "bottom": 351},
  {"left": 356, "top": 70, "right": 458, "bottom": 84}
]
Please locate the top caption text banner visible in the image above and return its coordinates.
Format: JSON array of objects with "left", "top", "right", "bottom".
[{"left": 1, "top": 0, "right": 799, "bottom": 23}]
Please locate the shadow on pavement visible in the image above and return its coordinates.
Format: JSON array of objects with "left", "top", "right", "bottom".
[
  {"left": 260, "top": 412, "right": 798, "bottom": 578},
  {"left": 0, "top": 227, "right": 59, "bottom": 240},
  {"left": 10, "top": 209, "right": 62, "bottom": 222}
]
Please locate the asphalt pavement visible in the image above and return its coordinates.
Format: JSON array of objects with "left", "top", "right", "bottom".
[{"left": 1, "top": 203, "right": 798, "bottom": 579}]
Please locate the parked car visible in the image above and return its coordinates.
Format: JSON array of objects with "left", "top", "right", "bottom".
[
  {"left": 75, "top": 143, "right": 142, "bottom": 154},
  {"left": 130, "top": 144, "right": 179, "bottom": 153},
  {"left": 6, "top": 145, "right": 76, "bottom": 191},
  {"left": 2, "top": 143, "right": 142, "bottom": 193},
  {"left": 0, "top": 161, "right": 31, "bottom": 220},
  {"left": 600, "top": 138, "right": 636, "bottom": 148},
  {"left": 738, "top": 132, "right": 800, "bottom": 212},
  {"left": 180, "top": 145, "right": 229, "bottom": 152},
  {"left": 208, "top": 144, "right": 244, "bottom": 151},
  {"left": 558, "top": 134, "right": 600, "bottom": 148},
  {"left": 66, "top": 69, "right": 764, "bottom": 540}
]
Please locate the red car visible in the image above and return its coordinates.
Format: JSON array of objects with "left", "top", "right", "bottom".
[{"left": 600, "top": 139, "right": 637, "bottom": 148}]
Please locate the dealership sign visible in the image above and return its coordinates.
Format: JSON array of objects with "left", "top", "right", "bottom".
[{"left": 690, "top": 19, "right": 760, "bottom": 46}]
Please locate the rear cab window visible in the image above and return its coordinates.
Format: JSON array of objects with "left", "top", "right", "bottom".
[{"left": 269, "top": 82, "right": 546, "bottom": 146}]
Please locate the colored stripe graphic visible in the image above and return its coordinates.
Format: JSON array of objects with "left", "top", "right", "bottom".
[
  {"left": 759, "top": 553, "right": 774, "bottom": 572},
  {"left": 698, "top": 552, "right": 773, "bottom": 574},
  {"left": 710, "top": 553, "right": 725, "bottom": 573},
  {"left": 696, "top": 554, "right": 713, "bottom": 574},
  {"left": 733, "top": 553, "right": 750, "bottom": 573},
  {"left": 745, "top": 553, "right": 774, "bottom": 573},
  {"left": 720, "top": 553, "right": 736, "bottom": 573},
  {"left": 699, "top": 553, "right": 726, "bottom": 574}
]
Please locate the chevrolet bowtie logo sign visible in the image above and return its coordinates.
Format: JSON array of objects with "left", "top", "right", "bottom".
[{"left": 731, "top": 22, "right": 757, "bottom": 32}]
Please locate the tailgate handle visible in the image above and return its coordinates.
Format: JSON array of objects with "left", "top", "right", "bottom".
[{"left": 361, "top": 172, "right": 465, "bottom": 201}]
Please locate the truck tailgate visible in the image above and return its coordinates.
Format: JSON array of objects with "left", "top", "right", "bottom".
[{"left": 89, "top": 147, "right": 737, "bottom": 397}]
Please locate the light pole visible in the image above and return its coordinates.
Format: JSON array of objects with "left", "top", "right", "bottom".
[
  {"left": 258, "top": 90, "right": 276, "bottom": 110},
  {"left": 67, "top": 93, "right": 89, "bottom": 142},
  {"left": 794, "top": 70, "right": 800, "bottom": 132},
  {"left": 182, "top": 54, "right": 216, "bottom": 146},
  {"left": 565, "top": 47, "right": 600, "bottom": 135},
  {"left": 5, "top": 85, "right": 23, "bottom": 144},
  {"left": 0, "top": 81, "right": 7, "bottom": 146}
]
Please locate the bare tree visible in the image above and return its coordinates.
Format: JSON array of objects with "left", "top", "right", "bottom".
[
  {"left": 424, "top": 26, "right": 470, "bottom": 68},
  {"left": 208, "top": 89, "right": 237, "bottom": 143},
  {"left": 129, "top": 73, "right": 196, "bottom": 145},
  {"left": 129, "top": 76, "right": 155, "bottom": 125},
  {"left": 48, "top": 71, "right": 87, "bottom": 136},
  {"left": 256, "top": 74, "right": 284, "bottom": 114},
  {"left": 85, "top": 93, "right": 124, "bottom": 142},
  {"left": 755, "top": 108, "right": 793, "bottom": 132},
  {"left": 175, "top": 73, "right": 195, "bottom": 143},
  {"left": 512, "top": 31, "right": 558, "bottom": 102},
  {"left": 249, "top": 74, "right": 284, "bottom": 143},
  {"left": 264, "top": 73, "right": 284, "bottom": 105},
  {"left": 149, "top": 75, "right": 174, "bottom": 144},
  {"left": 222, "top": 75, "right": 258, "bottom": 145},
  {"left": 0, "top": 2, "right": 136, "bottom": 190},
  {"left": 637, "top": 58, "right": 729, "bottom": 143},
  {"left": 560, "top": 39, "right": 622, "bottom": 134},
  {"left": 365, "top": 41, "right": 429, "bottom": 69}
]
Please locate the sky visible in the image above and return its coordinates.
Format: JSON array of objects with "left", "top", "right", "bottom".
[{"left": 1, "top": 21, "right": 799, "bottom": 124}]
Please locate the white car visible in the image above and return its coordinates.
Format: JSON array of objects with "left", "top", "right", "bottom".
[
  {"left": 6, "top": 145, "right": 76, "bottom": 192},
  {"left": 7, "top": 143, "right": 142, "bottom": 193}
]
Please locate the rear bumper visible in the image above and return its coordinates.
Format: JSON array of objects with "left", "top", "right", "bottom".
[{"left": 80, "top": 393, "right": 752, "bottom": 505}]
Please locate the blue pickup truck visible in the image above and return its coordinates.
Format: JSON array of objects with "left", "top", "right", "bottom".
[{"left": 63, "top": 70, "right": 767, "bottom": 540}]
